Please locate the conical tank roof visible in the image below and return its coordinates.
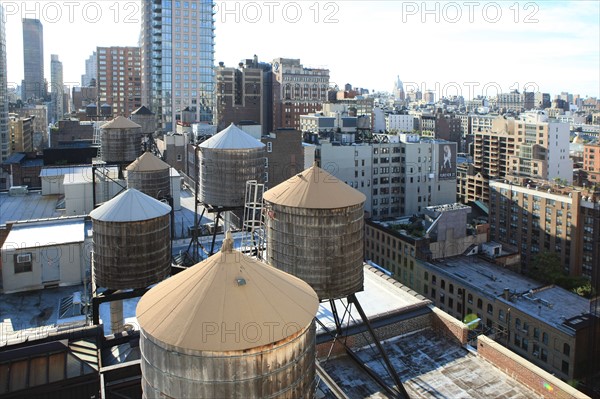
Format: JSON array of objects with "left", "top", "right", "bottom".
[
  {"left": 199, "top": 123, "right": 265, "bottom": 149},
  {"left": 131, "top": 105, "right": 154, "bottom": 115},
  {"left": 136, "top": 232, "right": 319, "bottom": 352},
  {"left": 263, "top": 163, "right": 366, "bottom": 209},
  {"left": 126, "top": 152, "right": 170, "bottom": 172},
  {"left": 101, "top": 116, "right": 141, "bottom": 130},
  {"left": 90, "top": 188, "right": 171, "bottom": 222}
]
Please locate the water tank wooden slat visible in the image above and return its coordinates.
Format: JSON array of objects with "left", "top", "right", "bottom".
[
  {"left": 101, "top": 127, "right": 142, "bottom": 163},
  {"left": 265, "top": 203, "right": 364, "bottom": 300},
  {"left": 127, "top": 169, "right": 170, "bottom": 200},
  {"left": 93, "top": 215, "right": 170, "bottom": 289},
  {"left": 140, "top": 323, "right": 316, "bottom": 398},
  {"left": 199, "top": 147, "right": 265, "bottom": 207}
]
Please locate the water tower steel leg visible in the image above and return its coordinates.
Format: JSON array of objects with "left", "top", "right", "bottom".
[
  {"left": 329, "top": 299, "right": 343, "bottom": 336},
  {"left": 187, "top": 206, "right": 206, "bottom": 262},
  {"left": 315, "top": 317, "right": 403, "bottom": 399},
  {"left": 209, "top": 211, "right": 221, "bottom": 256},
  {"left": 348, "top": 293, "right": 410, "bottom": 399}
]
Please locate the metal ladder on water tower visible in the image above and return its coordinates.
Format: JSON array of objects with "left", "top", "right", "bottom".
[{"left": 241, "top": 180, "right": 266, "bottom": 259}]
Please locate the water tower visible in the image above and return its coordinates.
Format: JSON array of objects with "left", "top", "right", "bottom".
[
  {"left": 263, "top": 164, "right": 365, "bottom": 300},
  {"left": 191, "top": 123, "right": 266, "bottom": 256},
  {"left": 90, "top": 188, "right": 171, "bottom": 334},
  {"left": 263, "top": 164, "right": 409, "bottom": 397},
  {"left": 100, "top": 116, "right": 143, "bottom": 164},
  {"left": 137, "top": 232, "right": 319, "bottom": 398},
  {"left": 126, "top": 152, "right": 170, "bottom": 200}
]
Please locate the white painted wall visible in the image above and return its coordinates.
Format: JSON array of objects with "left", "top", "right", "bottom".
[{"left": 1, "top": 243, "right": 85, "bottom": 293}]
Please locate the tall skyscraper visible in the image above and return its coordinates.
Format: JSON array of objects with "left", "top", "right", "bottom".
[
  {"left": 81, "top": 51, "right": 97, "bottom": 87},
  {"left": 97, "top": 46, "right": 142, "bottom": 117},
  {"left": 393, "top": 76, "right": 405, "bottom": 101},
  {"left": 22, "top": 19, "right": 45, "bottom": 101},
  {"left": 0, "top": 5, "right": 9, "bottom": 165},
  {"left": 140, "top": 0, "right": 215, "bottom": 132},
  {"left": 50, "top": 54, "right": 64, "bottom": 123}
]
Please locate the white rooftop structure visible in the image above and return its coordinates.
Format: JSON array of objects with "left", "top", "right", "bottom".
[{"left": 1, "top": 219, "right": 85, "bottom": 250}]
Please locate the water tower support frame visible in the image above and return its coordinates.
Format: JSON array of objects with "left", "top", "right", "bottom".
[{"left": 316, "top": 294, "right": 411, "bottom": 399}]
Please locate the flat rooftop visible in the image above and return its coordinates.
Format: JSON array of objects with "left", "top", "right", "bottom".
[
  {"left": 1, "top": 218, "right": 88, "bottom": 249},
  {"left": 425, "top": 255, "right": 591, "bottom": 329},
  {"left": 500, "top": 286, "right": 592, "bottom": 333},
  {"left": 0, "top": 266, "right": 429, "bottom": 341},
  {"left": 0, "top": 191, "right": 62, "bottom": 226},
  {"left": 318, "top": 266, "right": 428, "bottom": 334},
  {"left": 0, "top": 284, "right": 85, "bottom": 346},
  {"left": 320, "top": 328, "right": 542, "bottom": 398}
]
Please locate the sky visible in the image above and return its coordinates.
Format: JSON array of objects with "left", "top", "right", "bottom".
[{"left": 3, "top": 0, "right": 599, "bottom": 99}]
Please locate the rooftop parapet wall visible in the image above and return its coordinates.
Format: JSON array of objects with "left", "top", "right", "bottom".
[{"left": 477, "top": 335, "right": 591, "bottom": 399}]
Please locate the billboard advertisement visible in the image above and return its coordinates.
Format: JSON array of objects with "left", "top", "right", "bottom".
[{"left": 438, "top": 142, "right": 457, "bottom": 180}]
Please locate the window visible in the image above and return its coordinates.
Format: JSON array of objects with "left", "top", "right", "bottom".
[
  {"left": 449, "top": 284, "right": 454, "bottom": 294},
  {"left": 441, "top": 280, "right": 445, "bottom": 290},
  {"left": 14, "top": 253, "right": 33, "bottom": 273},
  {"left": 267, "top": 142, "right": 273, "bottom": 152},
  {"left": 533, "top": 327, "right": 540, "bottom": 340},
  {"left": 176, "top": 154, "right": 182, "bottom": 161},
  {"left": 477, "top": 298, "right": 483, "bottom": 309},
  {"left": 431, "top": 275, "right": 437, "bottom": 285},
  {"left": 467, "top": 293, "right": 473, "bottom": 304},
  {"left": 561, "top": 360, "right": 569, "bottom": 374},
  {"left": 542, "top": 332, "right": 548, "bottom": 345},
  {"left": 487, "top": 304, "right": 493, "bottom": 315},
  {"left": 563, "top": 343, "right": 570, "bottom": 356},
  {"left": 499, "top": 309, "right": 505, "bottom": 321},
  {"left": 533, "top": 343, "right": 540, "bottom": 357}
]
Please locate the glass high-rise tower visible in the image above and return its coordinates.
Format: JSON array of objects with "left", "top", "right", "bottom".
[
  {"left": 141, "top": 0, "right": 215, "bottom": 132},
  {"left": 50, "top": 54, "right": 64, "bottom": 123},
  {"left": 0, "top": 6, "right": 9, "bottom": 165},
  {"left": 22, "top": 18, "right": 45, "bottom": 101}
]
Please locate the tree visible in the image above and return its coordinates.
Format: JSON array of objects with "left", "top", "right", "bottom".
[
  {"left": 528, "top": 252, "right": 563, "bottom": 284},
  {"left": 529, "top": 252, "right": 593, "bottom": 297}
]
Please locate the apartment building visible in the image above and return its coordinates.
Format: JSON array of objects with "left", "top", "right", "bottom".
[
  {"left": 8, "top": 114, "right": 34, "bottom": 154},
  {"left": 272, "top": 58, "right": 329, "bottom": 131},
  {"left": 459, "top": 112, "right": 572, "bottom": 205},
  {"left": 215, "top": 57, "right": 269, "bottom": 132},
  {"left": 140, "top": 0, "right": 215, "bottom": 130},
  {"left": 314, "top": 133, "right": 457, "bottom": 219},
  {"left": 386, "top": 114, "right": 415, "bottom": 133},
  {"left": 364, "top": 210, "right": 598, "bottom": 382},
  {"left": 96, "top": 47, "right": 142, "bottom": 117},
  {"left": 583, "top": 141, "right": 600, "bottom": 186},
  {"left": 489, "top": 177, "right": 599, "bottom": 281},
  {"left": 261, "top": 128, "right": 304, "bottom": 189}
]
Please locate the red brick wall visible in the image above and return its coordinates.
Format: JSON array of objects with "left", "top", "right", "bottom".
[
  {"left": 430, "top": 307, "right": 469, "bottom": 345},
  {"left": 477, "top": 336, "right": 590, "bottom": 399}
]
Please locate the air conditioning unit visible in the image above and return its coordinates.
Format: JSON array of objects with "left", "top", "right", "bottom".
[{"left": 16, "top": 253, "right": 32, "bottom": 263}]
